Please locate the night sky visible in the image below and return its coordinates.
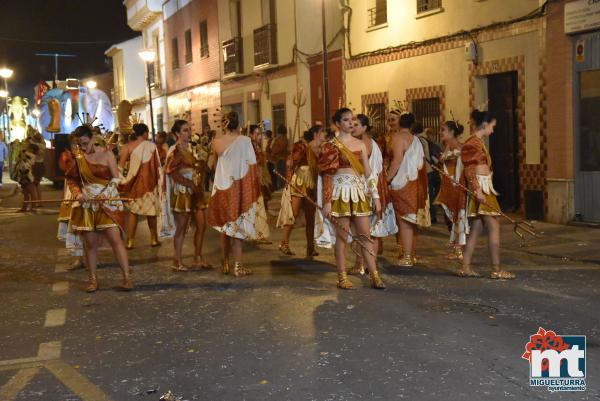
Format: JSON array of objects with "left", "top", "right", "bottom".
[{"left": 0, "top": 0, "right": 137, "bottom": 101}]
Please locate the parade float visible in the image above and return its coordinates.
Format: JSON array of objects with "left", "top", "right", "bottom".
[{"left": 32, "top": 80, "right": 116, "bottom": 185}]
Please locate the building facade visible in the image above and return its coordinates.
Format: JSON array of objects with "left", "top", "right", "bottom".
[
  {"left": 105, "top": 36, "right": 147, "bottom": 125},
  {"left": 124, "top": 0, "right": 169, "bottom": 133},
  {"left": 344, "top": 0, "right": 551, "bottom": 220},
  {"left": 163, "top": 0, "right": 221, "bottom": 134},
  {"left": 216, "top": 0, "right": 342, "bottom": 140}
]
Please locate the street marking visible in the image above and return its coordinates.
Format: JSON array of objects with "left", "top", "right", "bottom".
[
  {"left": 38, "top": 341, "right": 62, "bottom": 360},
  {"left": 44, "top": 309, "right": 66, "bottom": 327},
  {"left": 55, "top": 263, "right": 69, "bottom": 273},
  {"left": 0, "top": 342, "right": 61, "bottom": 369},
  {"left": 45, "top": 360, "right": 114, "bottom": 401},
  {"left": 0, "top": 367, "right": 41, "bottom": 401},
  {"left": 52, "top": 281, "right": 69, "bottom": 293},
  {"left": 0, "top": 341, "right": 112, "bottom": 401}
]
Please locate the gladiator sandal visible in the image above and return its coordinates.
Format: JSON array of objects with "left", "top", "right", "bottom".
[
  {"left": 370, "top": 270, "right": 386, "bottom": 289},
  {"left": 490, "top": 265, "right": 516, "bottom": 280},
  {"left": 233, "top": 262, "right": 252, "bottom": 277},
  {"left": 221, "top": 258, "right": 230, "bottom": 275},
  {"left": 85, "top": 273, "right": 98, "bottom": 293},
  {"left": 278, "top": 241, "right": 295, "bottom": 256},
  {"left": 347, "top": 260, "right": 365, "bottom": 275},
  {"left": 150, "top": 233, "right": 161, "bottom": 247},
  {"left": 337, "top": 272, "right": 353, "bottom": 290},
  {"left": 455, "top": 264, "right": 481, "bottom": 278},
  {"left": 121, "top": 274, "right": 134, "bottom": 291},
  {"left": 397, "top": 253, "right": 414, "bottom": 267}
]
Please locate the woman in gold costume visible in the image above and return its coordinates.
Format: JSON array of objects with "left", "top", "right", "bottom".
[
  {"left": 319, "top": 108, "right": 384, "bottom": 289},
  {"left": 165, "top": 120, "right": 195, "bottom": 271},
  {"left": 458, "top": 109, "right": 515, "bottom": 279},
  {"left": 435, "top": 120, "right": 468, "bottom": 260},
  {"left": 66, "top": 125, "right": 133, "bottom": 292},
  {"left": 277, "top": 125, "right": 324, "bottom": 258}
]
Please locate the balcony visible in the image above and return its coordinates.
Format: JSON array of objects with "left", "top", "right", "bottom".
[
  {"left": 125, "top": 0, "right": 163, "bottom": 31},
  {"left": 253, "top": 24, "right": 277, "bottom": 69},
  {"left": 222, "top": 37, "right": 243, "bottom": 76}
]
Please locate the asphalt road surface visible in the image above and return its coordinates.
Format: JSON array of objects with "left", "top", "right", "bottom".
[{"left": 0, "top": 185, "right": 599, "bottom": 400}]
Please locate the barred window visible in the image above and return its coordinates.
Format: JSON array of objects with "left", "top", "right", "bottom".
[
  {"left": 368, "top": 0, "right": 387, "bottom": 28},
  {"left": 411, "top": 97, "right": 441, "bottom": 143},
  {"left": 417, "top": 0, "right": 442, "bottom": 14},
  {"left": 171, "top": 38, "right": 179, "bottom": 70},
  {"left": 200, "top": 20, "right": 209, "bottom": 58},
  {"left": 184, "top": 29, "right": 193, "bottom": 64}
]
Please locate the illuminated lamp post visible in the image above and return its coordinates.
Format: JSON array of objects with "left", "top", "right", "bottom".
[{"left": 139, "top": 50, "right": 156, "bottom": 141}]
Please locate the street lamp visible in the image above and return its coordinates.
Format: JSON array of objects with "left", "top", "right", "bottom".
[
  {"left": 0, "top": 68, "right": 12, "bottom": 141},
  {"left": 85, "top": 80, "right": 97, "bottom": 90},
  {"left": 321, "top": 0, "right": 330, "bottom": 128},
  {"left": 139, "top": 50, "right": 156, "bottom": 141},
  {"left": 0, "top": 89, "right": 6, "bottom": 136}
]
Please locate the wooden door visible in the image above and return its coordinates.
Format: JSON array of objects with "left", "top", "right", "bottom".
[{"left": 487, "top": 71, "right": 520, "bottom": 212}]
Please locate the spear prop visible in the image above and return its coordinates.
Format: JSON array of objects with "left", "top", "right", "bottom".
[
  {"left": 274, "top": 170, "right": 376, "bottom": 257},
  {"left": 425, "top": 159, "right": 537, "bottom": 239},
  {"left": 24, "top": 198, "right": 133, "bottom": 204}
]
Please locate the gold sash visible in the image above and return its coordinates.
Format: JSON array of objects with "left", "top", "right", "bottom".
[
  {"left": 74, "top": 151, "right": 109, "bottom": 186},
  {"left": 331, "top": 137, "right": 365, "bottom": 176},
  {"left": 306, "top": 141, "right": 318, "bottom": 177}
]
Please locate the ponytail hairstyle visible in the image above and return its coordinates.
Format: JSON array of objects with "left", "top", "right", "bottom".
[
  {"left": 470, "top": 109, "right": 494, "bottom": 129},
  {"left": 444, "top": 120, "right": 464, "bottom": 137},
  {"left": 356, "top": 114, "right": 372, "bottom": 132}
]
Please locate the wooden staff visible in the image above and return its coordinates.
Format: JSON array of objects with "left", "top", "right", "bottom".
[
  {"left": 425, "top": 159, "right": 537, "bottom": 239},
  {"left": 24, "top": 198, "right": 133, "bottom": 204},
  {"left": 274, "top": 170, "right": 376, "bottom": 257}
]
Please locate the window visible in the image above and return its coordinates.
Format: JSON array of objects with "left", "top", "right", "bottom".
[
  {"left": 417, "top": 0, "right": 442, "bottom": 14},
  {"left": 366, "top": 103, "right": 386, "bottom": 137},
  {"left": 152, "top": 34, "right": 161, "bottom": 88},
  {"left": 368, "top": 0, "right": 387, "bottom": 28},
  {"left": 199, "top": 20, "right": 209, "bottom": 58},
  {"left": 171, "top": 38, "right": 179, "bottom": 69},
  {"left": 411, "top": 97, "right": 441, "bottom": 143},
  {"left": 201, "top": 109, "right": 209, "bottom": 132},
  {"left": 272, "top": 103, "right": 286, "bottom": 134},
  {"left": 184, "top": 29, "right": 193, "bottom": 64}
]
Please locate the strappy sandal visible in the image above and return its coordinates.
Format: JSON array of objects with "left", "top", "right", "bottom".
[
  {"left": 172, "top": 264, "right": 190, "bottom": 272},
  {"left": 454, "top": 265, "right": 481, "bottom": 278},
  {"left": 490, "top": 266, "right": 516, "bottom": 280}
]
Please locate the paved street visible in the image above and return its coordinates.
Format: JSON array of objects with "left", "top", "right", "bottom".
[{"left": 0, "top": 180, "right": 599, "bottom": 401}]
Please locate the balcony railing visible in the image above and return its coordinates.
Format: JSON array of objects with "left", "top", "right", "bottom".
[
  {"left": 222, "top": 37, "right": 243, "bottom": 75},
  {"left": 253, "top": 23, "right": 277, "bottom": 68}
]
